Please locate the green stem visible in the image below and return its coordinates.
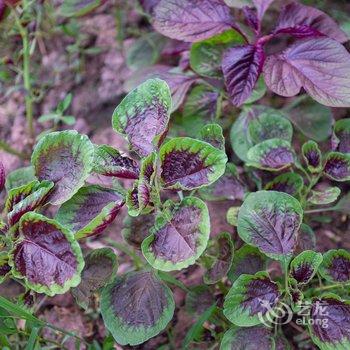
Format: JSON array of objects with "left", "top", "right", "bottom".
[
  {"left": 215, "top": 92, "right": 223, "bottom": 120},
  {"left": 304, "top": 207, "right": 337, "bottom": 214},
  {"left": 0, "top": 139, "right": 28, "bottom": 159},
  {"left": 313, "top": 282, "right": 350, "bottom": 292}
]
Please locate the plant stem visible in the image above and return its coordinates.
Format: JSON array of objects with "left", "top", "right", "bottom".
[
  {"left": 313, "top": 282, "right": 350, "bottom": 292},
  {"left": 0, "top": 140, "right": 28, "bottom": 159},
  {"left": 304, "top": 207, "right": 337, "bottom": 214}
]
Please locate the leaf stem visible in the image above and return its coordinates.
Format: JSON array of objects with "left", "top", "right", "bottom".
[
  {"left": 0, "top": 139, "right": 28, "bottom": 159},
  {"left": 313, "top": 282, "right": 350, "bottom": 292}
]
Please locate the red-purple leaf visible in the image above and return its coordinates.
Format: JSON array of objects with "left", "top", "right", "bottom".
[
  {"left": 222, "top": 43, "right": 265, "bottom": 106},
  {"left": 55, "top": 185, "right": 125, "bottom": 239},
  {"left": 253, "top": 0, "right": 274, "bottom": 20},
  {"left": 319, "top": 249, "right": 350, "bottom": 283},
  {"left": 242, "top": 7, "right": 259, "bottom": 33},
  {"left": 309, "top": 296, "right": 350, "bottom": 348},
  {"left": 153, "top": 0, "right": 235, "bottom": 43},
  {"left": 263, "top": 37, "right": 350, "bottom": 107},
  {"left": 323, "top": 152, "right": 350, "bottom": 181},
  {"left": 275, "top": 2, "right": 348, "bottom": 43},
  {"left": 0, "top": 161, "right": 5, "bottom": 193},
  {"left": 332, "top": 119, "right": 350, "bottom": 154},
  {"left": 93, "top": 145, "right": 139, "bottom": 179},
  {"left": 9, "top": 212, "right": 84, "bottom": 296}
]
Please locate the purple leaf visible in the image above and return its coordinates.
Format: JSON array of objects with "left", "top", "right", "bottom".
[
  {"left": 275, "top": 2, "right": 348, "bottom": 43},
  {"left": 253, "top": 0, "right": 274, "bottom": 20},
  {"left": 142, "top": 197, "right": 210, "bottom": 271},
  {"left": 55, "top": 185, "right": 125, "bottom": 239},
  {"left": 140, "top": 0, "right": 160, "bottom": 14},
  {"left": 224, "top": 272, "right": 281, "bottom": 326},
  {"left": 296, "top": 224, "right": 316, "bottom": 254},
  {"left": 185, "top": 286, "right": 215, "bottom": 316},
  {"left": 309, "top": 296, "right": 350, "bottom": 348},
  {"left": 319, "top": 249, "right": 350, "bottom": 283},
  {"left": 222, "top": 43, "right": 265, "bottom": 106},
  {"left": 9, "top": 212, "right": 84, "bottom": 296},
  {"left": 242, "top": 7, "right": 259, "bottom": 33},
  {"left": 324, "top": 152, "right": 350, "bottom": 181},
  {"left": 93, "top": 145, "right": 139, "bottom": 179},
  {"left": 265, "top": 172, "right": 303, "bottom": 196},
  {"left": 237, "top": 191, "right": 303, "bottom": 260},
  {"left": 0, "top": 161, "right": 5, "bottom": 193},
  {"left": 302, "top": 140, "right": 322, "bottom": 173},
  {"left": 153, "top": 0, "right": 235, "bottom": 43},
  {"left": 332, "top": 119, "right": 350, "bottom": 154},
  {"left": 263, "top": 37, "right": 350, "bottom": 107}
]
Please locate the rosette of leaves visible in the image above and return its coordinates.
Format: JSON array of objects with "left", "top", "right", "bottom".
[
  {"left": 142, "top": 196, "right": 210, "bottom": 271},
  {"left": 8, "top": 212, "right": 84, "bottom": 296},
  {"left": 31, "top": 130, "right": 95, "bottom": 205},
  {"left": 55, "top": 185, "right": 125, "bottom": 239},
  {"left": 203, "top": 232, "right": 234, "bottom": 284},
  {"left": 101, "top": 271, "right": 175, "bottom": 346},
  {"left": 230, "top": 106, "right": 293, "bottom": 162},
  {"left": 237, "top": 190, "right": 303, "bottom": 261},
  {"left": 223, "top": 271, "right": 282, "bottom": 326},
  {"left": 319, "top": 249, "right": 350, "bottom": 283}
]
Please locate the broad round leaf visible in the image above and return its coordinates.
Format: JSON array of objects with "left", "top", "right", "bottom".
[
  {"left": 228, "top": 244, "right": 267, "bottom": 282},
  {"left": 309, "top": 187, "right": 341, "bottom": 205},
  {"left": 319, "top": 249, "right": 350, "bottom": 283},
  {"left": 265, "top": 172, "right": 303, "bottom": 197},
  {"left": 199, "top": 123, "right": 225, "bottom": 151},
  {"left": 308, "top": 295, "right": 350, "bottom": 350},
  {"left": 204, "top": 232, "right": 234, "bottom": 284},
  {"left": 323, "top": 152, "right": 350, "bottom": 181},
  {"left": 6, "top": 180, "right": 54, "bottom": 226},
  {"left": 142, "top": 197, "right": 210, "bottom": 271},
  {"left": 237, "top": 191, "right": 303, "bottom": 260},
  {"left": 55, "top": 185, "right": 125, "bottom": 240},
  {"left": 112, "top": 78, "right": 171, "bottom": 157},
  {"left": 101, "top": 271, "right": 175, "bottom": 346},
  {"left": 247, "top": 138, "right": 294, "bottom": 171},
  {"left": 9, "top": 212, "right": 84, "bottom": 296},
  {"left": 220, "top": 326, "right": 275, "bottom": 350},
  {"left": 93, "top": 144, "right": 139, "bottom": 179},
  {"left": 302, "top": 140, "right": 322, "bottom": 173},
  {"left": 289, "top": 250, "right": 323, "bottom": 285},
  {"left": 31, "top": 130, "right": 94, "bottom": 205},
  {"left": 159, "top": 137, "right": 227, "bottom": 190},
  {"left": 332, "top": 118, "right": 350, "bottom": 153},
  {"left": 190, "top": 29, "right": 245, "bottom": 78},
  {"left": 199, "top": 163, "right": 245, "bottom": 201},
  {"left": 263, "top": 37, "right": 350, "bottom": 107},
  {"left": 223, "top": 271, "right": 281, "bottom": 326},
  {"left": 153, "top": 0, "right": 235, "bottom": 42},
  {"left": 72, "top": 248, "right": 118, "bottom": 310}
]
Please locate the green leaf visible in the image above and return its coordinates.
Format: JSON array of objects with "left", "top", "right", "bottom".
[
  {"left": 308, "top": 187, "right": 341, "bottom": 205},
  {"left": 237, "top": 191, "right": 303, "bottom": 260},
  {"left": 5, "top": 166, "right": 36, "bottom": 192},
  {"left": 38, "top": 113, "right": 60, "bottom": 123},
  {"left": 72, "top": 248, "right": 118, "bottom": 310},
  {"left": 199, "top": 123, "right": 225, "bottom": 150},
  {"left": 60, "top": 93, "right": 73, "bottom": 112},
  {"left": 223, "top": 271, "right": 281, "bottom": 326},
  {"left": 60, "top": 116, "right": 76, "bottom": 125},
  {"left": 286, "top": 97, "right": 333, "bottom": 142},
  {"left": 247, "top": 138, "right": 294, "bottom": 171},
  {"left": 100, "top": 271, "right": 175, "bottom": 346},
  {"left": 190, "top": 29, "right": 245, "bottom": 78},
  {"left": 265, "top": 172, "right": 304, "bottom": 196},
  {"left": 112, "top": 78, "right": 171, "bottom": 157},
  {"left": 60, "top": 0, "right": 103, "bottom": 17},
  {"left": 126, "top": 33, "right": 166, "bottom": 70},
  {"left": 31, "top": 130, "right": 95, "bottom": 205},
  {"left": 182, "top": 85, "right": 219, "bottom": 137},
  {"left": 302, "top": 140, "right": 322, "bottom": 173},
  {"left": 159, "top": 137, "right": 227, "bottom": 190},
  {"left": 332, "top": 118, "right": 350, "bottom": 153},
  {"left": 55, "top": 185, "right": 125, "bottom": 240},
  {"left": 141, "top": 197, "right": 210, "bottom": 271},
  {"left": 8, "top": 212, "right": 84, "bottom": 296},
  {"left": 319, "top": 249, "right": 350, "bottom": 283},
  {"left": 226, "top": 206, "right": 240, "bottom": 226},
  {"left": 204, "top": 232, "right": 234, "bottom": 284},
  {"left": 244, "top": 76, "right": 267, "bottom": 104},
  {"left": 0, "top": 253, "right": 10, "bottom": 284},
  {"left": 228, "top": 244, "right": 267, "bottom": 282},
  {"left": 289, "top": 250, "right": 323, "bottom": 285}
]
